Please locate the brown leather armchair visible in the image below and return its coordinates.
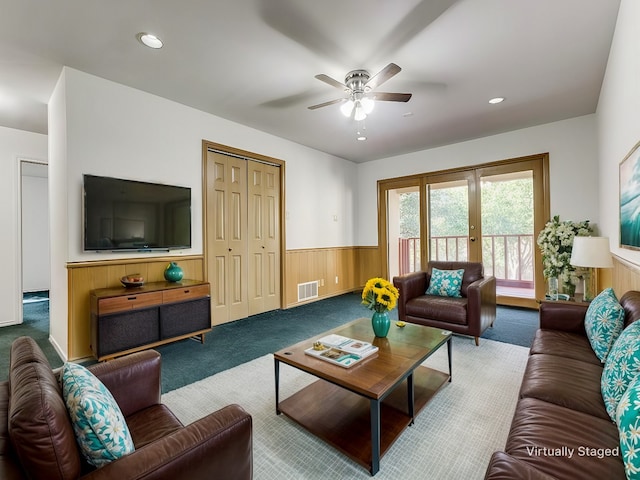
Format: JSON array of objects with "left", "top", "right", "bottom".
[
  {"left": 1, "top": 336, "right": 252, "bottom": 480},
  {"left": 393, "top": 261, "right": 496, "bottom": 345}
]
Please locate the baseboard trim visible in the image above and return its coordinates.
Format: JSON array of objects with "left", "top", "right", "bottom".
[{"left": 49, "top": 335, "right": 68, "bottom": 363}]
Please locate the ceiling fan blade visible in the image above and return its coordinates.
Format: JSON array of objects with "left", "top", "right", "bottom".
[
  {"left": 370, "top": 92, "right": 412, "bottom": 102},
  {"left": 258, "top": 0, "right": 352, "bottom": 65},
  {"left": 367, "top": 0, "right": 458, "bottom": 64},
  {"left": 307, "top": 98, "right": 346, "bottom": 110},
  {"left": 315, "top": 74, "right": 347, "bottom": 91},
  {"left": 365, "top": 63, "right": 401, "bottom": 91}
]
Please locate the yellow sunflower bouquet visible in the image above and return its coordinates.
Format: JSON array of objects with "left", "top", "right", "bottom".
[{"left": 362, "top": 277, "right": 400, "bottom": 313}]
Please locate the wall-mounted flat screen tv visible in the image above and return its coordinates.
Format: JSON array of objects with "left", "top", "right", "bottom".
[{"left": 83, "top": 174, "right": 191, "bottom": 251}]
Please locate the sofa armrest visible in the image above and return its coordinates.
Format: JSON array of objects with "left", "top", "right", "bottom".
[
  {"left": 83, "top": 404, "right": 252, "bottom": 480},
  {"left": 88, "top": 350, "right": 161, "bottom": 417},
  {"left": 393, "top": 271, "right": 428, "bottom": 321},
  {"left": 484, "top": 451, "right": 558, "bottom": 480},
  {"left": 467, "top": 275, "right": 497, "bottom": 333},
  {"left": 539, "top": 301, "right": 589, "bottom": 334},
  {"left": 467, "top": 275, "right": 496, "bottom": 304}
]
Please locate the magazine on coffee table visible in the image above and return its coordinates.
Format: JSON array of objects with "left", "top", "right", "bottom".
[{"left": 304, "top": 334, "right": 378, "bottom": 368}]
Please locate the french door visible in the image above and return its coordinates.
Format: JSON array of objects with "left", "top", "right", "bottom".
[{"left": 382, "top": 154, "right": 549, "bottom": 308}]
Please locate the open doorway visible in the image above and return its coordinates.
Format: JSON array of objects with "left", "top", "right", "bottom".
[{"left": 20, "top": 161, "right": 50, "bottom": 323}]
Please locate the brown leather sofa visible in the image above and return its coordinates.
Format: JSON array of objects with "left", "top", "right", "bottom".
[
  {"left": 484, "top": 291, "right": 640, "bottom": 479},
  {"left": 393, "top": 261, "right": 496, "bottom": 345},
  {"left": 0, "top": 336, "right": 253, "bottom": 480}
]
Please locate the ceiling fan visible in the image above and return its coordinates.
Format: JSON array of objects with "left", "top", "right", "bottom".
[{"left": 308, "top": 63, "right": 412, "bottom": 121}]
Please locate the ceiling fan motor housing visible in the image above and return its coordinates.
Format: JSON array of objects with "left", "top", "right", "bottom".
[{"left": 345, "top": 70, "right": 370, "bottom": 94}]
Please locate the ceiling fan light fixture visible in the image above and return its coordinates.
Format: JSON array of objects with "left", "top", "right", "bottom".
[
  {"left": 354, "top": 103, "right": 367, "bottom": 122},
  {"left": 361, "top": 97, "right": 375, "bottom": 114},
  {"left": 137, "top": 32, "right": 163, "bottom": 49},
  {"left": 340, "top": 99, "right": 354, "bottom": 117}
]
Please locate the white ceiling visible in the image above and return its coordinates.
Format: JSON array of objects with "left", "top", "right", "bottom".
[{"left": 0, "top": 0, "right": 621, "bottom": 163}]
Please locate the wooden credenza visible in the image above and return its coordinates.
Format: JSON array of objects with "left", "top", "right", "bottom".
[{"left": 90, "top": 280, "right": 211, "bottom": 361}]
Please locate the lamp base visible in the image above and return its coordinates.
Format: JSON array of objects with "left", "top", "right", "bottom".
[{"left": 582, "top": 268, "right": 598, "bottom": 302}]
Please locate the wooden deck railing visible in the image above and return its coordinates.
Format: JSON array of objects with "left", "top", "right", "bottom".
[{"left": 398, "top": 234, "right": 534, "bottom": 288}]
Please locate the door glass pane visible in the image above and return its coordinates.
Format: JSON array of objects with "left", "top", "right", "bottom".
[
  {"left": 428, "top": 180, "right": 469, "bottom": 261},
  {"left": 480, "top": 171, "right": 535, "bottom": 298},
  {"left": 387, "top": 187, "right": 420, "bottom": 278}
]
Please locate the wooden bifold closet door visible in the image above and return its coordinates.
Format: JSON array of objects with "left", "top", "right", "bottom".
[
  {"left": 247, "top": 161, "right": 281, "bottom": 316},
  {"left": 205, "top": 151, "right": 281, "bottom": 325}
]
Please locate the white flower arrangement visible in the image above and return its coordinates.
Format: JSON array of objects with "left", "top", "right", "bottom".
[{"left": 536, "top": 215, "right": 593, "bottom": 291}]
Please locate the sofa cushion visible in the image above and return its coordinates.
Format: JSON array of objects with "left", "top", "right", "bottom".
[
  {"left": 519, "top": 354, "right": 609, "bottom": 420},
  {"left": 602, "top": 321, "right": 640, "bottom": 421},
  {"left": 61, "top": 363, "right": 134, "bottom": 468},
  {"left": 484, "top": 451, "right": 559, "bottom": 480},
  {"left": 426, "top": 268, "right": 464, "bottom": 297},
  {"left": 616, "top": 372, "right": 640, "bottom": 479},
  {"left": 505, "top": 398, "right": 624, "bottom": 479},
  {"left": 406, "top": 295, "right": 468, "bottom": 325},
  {"left": 529, "top": 329, "right": 601, "bottom": 365},
  {"left": 9, "top": 361, "right": 81, "bottom": 480},
  {"left": 585, "top": 288, "right": 625, "bottom": 362}
]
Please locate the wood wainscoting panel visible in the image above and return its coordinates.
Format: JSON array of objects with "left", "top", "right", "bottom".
[
  {"left": 355, "top": 246, "right": 382, "bottom": 287},
  {"left": 67, "top": 256, "right": 204, "bottom": 360},
  {"left": 612, "top": 255, "right": 640, "bottom": 297},
  {"left": 284, "top": 246, "right": 382, "bottom": 308}
]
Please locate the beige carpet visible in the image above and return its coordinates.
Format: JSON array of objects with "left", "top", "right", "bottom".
[{"left": 162, "top": 336, "right": 529, "bottom": 479}]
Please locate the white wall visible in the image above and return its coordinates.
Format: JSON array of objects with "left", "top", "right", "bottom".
[
  {"left": 59, "top": 68, "right": 357, "bottom": 261},
  {"left": 597, "top": 0, "right": 640, "bottom": 263},
  {"left": 355, "top": 114, "right": 599, "bottom": 246},
  {"left": 0, "top": 126, "right": 47, "bottom": 326},
  {"left": 21, "top": 164, "right": 50, "bottom": 292},
  {"left": 48, "top": 67, "right": 358, "bottom": 357},
  {"left": 48, "top": 70, "right": 69, "bottom": 355}
]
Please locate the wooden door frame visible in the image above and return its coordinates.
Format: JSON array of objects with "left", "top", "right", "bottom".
[
  {"left": 201, "top": 140, "right": 286, "bottom": 311},
  {"left": 377, "top": 176, "right": 422, "bottom": 279},
  {"left": 378, "top": 153, "right": 550, "bottom": 308}
]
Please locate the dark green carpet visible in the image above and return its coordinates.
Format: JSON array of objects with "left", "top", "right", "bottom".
[
  {"left": 1, "top": 293, "right": 538, "bottom": 393},
  {"left": 0, "top": 299, "right": 63, "bottom": 381}
]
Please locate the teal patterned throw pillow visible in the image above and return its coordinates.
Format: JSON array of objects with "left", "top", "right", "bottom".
[
  {"left": 426, "top": 268, "right": 464, "bottom": 298},
  {"left": 617, "top": 373, "right": 640, "bottom": 479},
  {"left": 585, "top": 288, "right": 625, "bottom": 363},
  {"left": 602, "top": 321, "right": 640, "bottom": 421},
  {"left": 61, "top": 363, "right": 134, "bottom": 467}
]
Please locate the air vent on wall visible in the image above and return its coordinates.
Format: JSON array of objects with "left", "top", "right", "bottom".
[{"left": 297, "top": 281, "right": 319, "bottom": 302}]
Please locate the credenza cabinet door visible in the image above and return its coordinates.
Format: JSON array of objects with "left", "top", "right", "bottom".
[
  {"left": 95, "top": 308, "right": 160, "bottom": 357},
  {"left": 160, "top": 297, "right": 211, "bottom": 339}
]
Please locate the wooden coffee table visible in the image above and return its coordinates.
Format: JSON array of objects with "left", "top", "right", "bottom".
[{"left": 274, "top": 317, "right": 452, "bottom": 475}]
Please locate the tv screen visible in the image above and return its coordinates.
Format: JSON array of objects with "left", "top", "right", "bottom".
[{"left": 83, "top": 174, "right": 191, "bottom": 251}]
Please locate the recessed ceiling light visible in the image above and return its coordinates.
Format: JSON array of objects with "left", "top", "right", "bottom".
[
  {"left": 489, "top": 97, "right": 505, "bottom": 104},
  {"left": 357, "top": 135, "right": 367, "bottom": 141},
  {"left": 137, "top": 33, "right": 163, "bottom": 49},
  {"left": 403, "top": 112, "right": 414, "bottom": 117}
]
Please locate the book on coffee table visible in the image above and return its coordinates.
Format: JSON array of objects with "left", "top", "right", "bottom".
[{"left": 304, "top": 334, "right": 378, "bottom": 368}]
